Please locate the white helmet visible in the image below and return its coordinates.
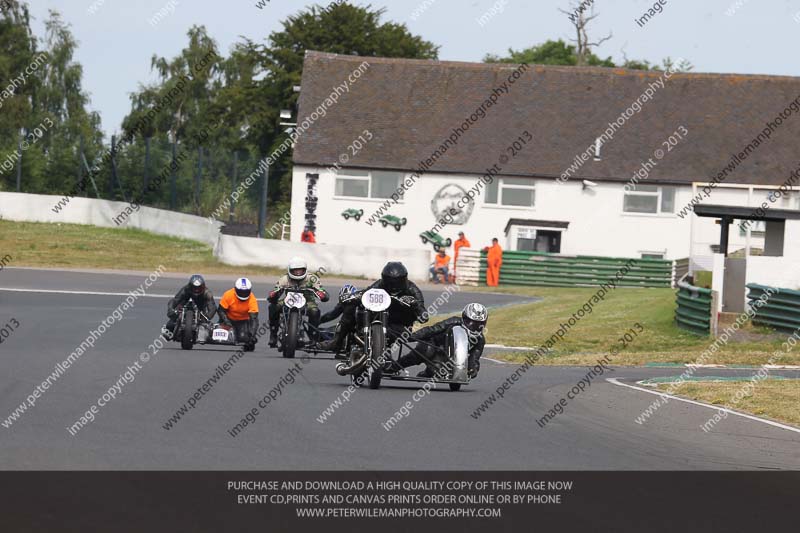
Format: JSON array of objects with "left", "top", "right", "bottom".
[
  {"left": 288, "top": 256, "right": 308, "bottom": 281},
  {"left": 234, "top": 277, "right": 253, "bottom": 301}
]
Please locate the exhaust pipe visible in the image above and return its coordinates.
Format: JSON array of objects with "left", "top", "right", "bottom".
[{"left": 335, "top": 353, "right": 368, "bottom": 375}]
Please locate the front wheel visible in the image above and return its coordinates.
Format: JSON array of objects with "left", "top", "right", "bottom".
[
  {"left": 283, "top": 310, "right": 299, "bottom": 359},
  {"left": 368, "top": 323, "right": 385, "bottom": 390},
  {"left": 181, "top": 310, "right": 195, "bottom": 350},
  {"left": 343, "top": 214, "right": 350, "bottom": 220},
  {"left": 381, "top": 221, "right": 387, "bottom": 227},
  {"left": 449, "top": 383, "right": 462, "bottom": 392}
]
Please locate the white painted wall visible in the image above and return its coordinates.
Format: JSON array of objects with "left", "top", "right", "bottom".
[
  {"left": 711, "top": 253, "right": 726, "bottom": 313},
  {"left": 216, "top": 234, "right": 430, "bottom": 280},
  {"left": 0, "top": 192, "right": 221, "bottom": 247},
  {"left": 745, "top": 256, "right": 800, "bottom": 291},
  {"left": 744, "top": 221, "right": 800, "bottom": 290},
  {"left": 291, "top": 165, "right": 769, "bottom": 260}
]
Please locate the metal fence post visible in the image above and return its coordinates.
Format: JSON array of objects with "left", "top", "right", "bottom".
[
  {"left": 79, "top": 151, "right": 101, "bottom": 198},
  {"left": 110, "top": 135, "right": 129, "bottom": 203},
  {"left": 170, "top": 141, "right": 177, "bottom": 210},
  {"left": 195, "top": 145, "right": 203, "bottom": 215},
  {"left": 229, "top": 151, "right": 238, "bottom": 224},
  {"left": 142, "top": 136, "right": 151, "bottom": 199},
  {"left": 15, "top": 137, "right": 22, "bottom": 192},
  {"left": 77, "top": 137, "right": 84, "bottom": 196},
  {"left": 108, "top": 135, "right": 116, "bottom": 197},
  {"left": 258, "top": 160, "right": 270, "bottom": 238}
]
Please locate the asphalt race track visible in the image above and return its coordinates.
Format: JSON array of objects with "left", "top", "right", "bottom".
[{"left": 1, "top": 268, "right": 798, "bottom": 470}]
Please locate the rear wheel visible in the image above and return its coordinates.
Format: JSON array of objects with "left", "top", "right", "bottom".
[
  {"left": 368, "top": 323, "right": 385, "bottom": 389},
  {"left": 449, "top": 383, "right": 462, "bottom": 392},
  {"left": 181, "top": 310, "right": 194, "bottom": 350},
  {"left": 354, "top": 214, "right": 361, "bottom": 221},
  {"left": 394, "top": 224, "right": 402, "bottom": 231},
  {"left": 283, "top": 310, "right": 299, "bottom": 359}
]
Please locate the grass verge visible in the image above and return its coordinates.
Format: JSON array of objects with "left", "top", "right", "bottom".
[
  {"left": 0, "top": 220, "right": 288, "bottom": 277},
  {"left": 656, "top": 380, "right": 800, "bottom": 428},
  {"left": 474, "top": 285, "right": 794, "bottom": 366}
]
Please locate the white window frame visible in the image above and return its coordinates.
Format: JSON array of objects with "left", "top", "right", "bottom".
[
  {"left": 623, "top": 185, "right": 675, "bottom": 215},
  {"left": 639, "top": 250, "right": 666, "bottom": 259},
  {"left": 485, "top": 178, "right": 536, "bottom": 209},
  {"left": 511, "top": 225, "right": 566, "bottom": 252},
  {"left": 333, "top": 170, "right": 404, "bottom": 201},
  {"left": 739, "top": 219, "right": 766, "bottom": 237}
]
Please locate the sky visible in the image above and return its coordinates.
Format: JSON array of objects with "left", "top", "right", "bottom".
[{"left": 25, "top": 0, "right": 799, "bottom": 136}]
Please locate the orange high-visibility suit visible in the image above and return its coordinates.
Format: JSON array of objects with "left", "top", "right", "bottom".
[
  {"left": 453, "top": 235, "right": 471, "bottom": 273},
  {"left": 301, "top": 230, "right": 316, "bottom": 243},
  {"left": 485, "top": 243, "right": 503, "bottom": 287},
  {"left": 219, "top": 288, "right": 259, "bottom": 321}
]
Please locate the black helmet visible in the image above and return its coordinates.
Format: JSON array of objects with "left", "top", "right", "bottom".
[
  {"left": 381, "top": 262, "right": 408, "bottom": 296},
  {"left": 189, "top": 274, "right": 206, "bottom": 297}
]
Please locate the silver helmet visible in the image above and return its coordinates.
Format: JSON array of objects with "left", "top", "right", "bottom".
[{"left": 462, "top": 303, "right": 488, "bottom": 342}]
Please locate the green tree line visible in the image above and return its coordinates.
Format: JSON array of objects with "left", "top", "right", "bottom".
[{"left": 0, "top": 0, "right": 686, "bottom": 225}]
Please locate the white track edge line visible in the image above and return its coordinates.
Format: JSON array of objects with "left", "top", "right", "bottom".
[
  {"left": 0, "top": 287, "right": 279, "bottom": 301},
  {"left": 606, "top": 377, "right": 800, "bottom": 435}
]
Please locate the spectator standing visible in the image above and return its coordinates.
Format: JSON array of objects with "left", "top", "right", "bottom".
[{"left": 483, "top": 238, "right": 503, "bottom": 287}]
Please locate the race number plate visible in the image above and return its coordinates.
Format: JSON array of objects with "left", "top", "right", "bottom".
[
  {"left": 362, "top": 288, "right": 390, "bottom": 312},
  {"left": 284, "top": 291, "right": 307, "bottom": 309},
  {"left": 212, "top": 329, "right": 230, "bottom": 341}
]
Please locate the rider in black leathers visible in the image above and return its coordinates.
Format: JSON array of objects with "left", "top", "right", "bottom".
[
  {"left": 367, "top": 262, "right": 427, "bottom": 344},
  {"left": 391, "top": 303, "right": 488, "bottom": 378},
  {"left": 163, "top": 274, "right": 216, "bottom": 339},
  {"left": 314, "top": 263, "right": 427, "bottom": 353}
]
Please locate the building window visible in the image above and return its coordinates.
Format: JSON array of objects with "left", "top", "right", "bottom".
[
  {"left": 485, "top": 177, "right": 535, "bottom": 207},
  {"left": 334, "top": 170, "right": 402, "bottom": 199},
  {"left": 371, "top": 171, "right": 403, "bottom": 199},
  {"left": 516, "top": 227, "right": 536, "bottom": 251},
  {"left": 623, "top": 185, "right": 675, "bottom": 214},
  {"left": 739, "top": 220, "right": 766, "bottom": 237}
]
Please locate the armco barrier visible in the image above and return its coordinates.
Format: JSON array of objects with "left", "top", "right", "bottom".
[
  {"left": 495, "top": 251, "right": 672, "bottom": 288},
  {"left": 675, "top": 277, "right": 714, "bottom": 336},
  {"left": 454, "top": 248, "right": 481, "bottom": 286},
  {"left": 673, "top": 257, "right": 689, "bottom": 288},
  {"left": 746, "top": 283, "right": 800, "bottom": 332}
]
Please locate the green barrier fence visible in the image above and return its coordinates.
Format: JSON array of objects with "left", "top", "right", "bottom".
[
  {"left": 487, "top": 251, "right": 672, "bottom": 288},
  {"left": 746, "top": 283, "right": 800, "bottom": 332},
  {"left": 675, "top": 280, "right": 714, "bottom": 336}
]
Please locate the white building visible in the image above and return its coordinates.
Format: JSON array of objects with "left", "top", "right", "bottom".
[{"left": 290, "top": 52, "right": 800, "bottom": 263}]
